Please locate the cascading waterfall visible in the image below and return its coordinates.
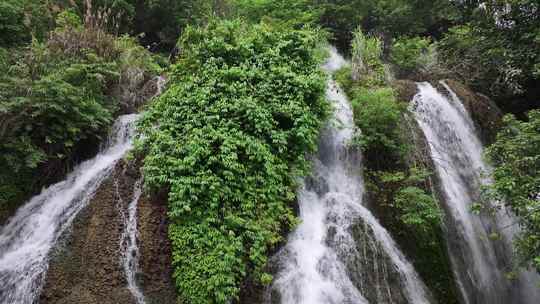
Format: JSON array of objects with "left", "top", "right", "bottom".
[
  {"left": 120, "top": 178, "right": 146, "bottom": 304},
  {"left": 271, "top": 47, "right": 431, "bottom": 304},
  {"left": 411, "top": 82, "right": 540, "bottom": 304},
  {"left": 0, "top": 114, "right": 138, "bottom": 304}
]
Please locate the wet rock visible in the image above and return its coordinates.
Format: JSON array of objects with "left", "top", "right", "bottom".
[
  {"left": 137, "top": 189, "right": 177, "bottom": 304},
  {"left": 394, "top": 79, "right": 419, "bottom": 103},
  {"left": 40, "top": 160, "right": 176, "bottom": 304},
  {"left": 346, "top": 219, "right": 409, "bottom": 304},
  {"left": 40, "top": 161, "right": 136, "bottom": 304}
]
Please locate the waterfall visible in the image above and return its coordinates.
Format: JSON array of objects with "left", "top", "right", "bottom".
[
  {"left": 120, "top": 178, "right": 146, "bottom": 304},
  {"left": 411, "top": 82, "right": 540, "bottom": 304},
  {"left": 0, "top": 114, "right": 138, "bottom": 304},
  {"left": 271, "top": 47, "right": 431, "bottom": 304}
]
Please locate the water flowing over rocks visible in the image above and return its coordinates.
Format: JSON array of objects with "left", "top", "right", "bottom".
[
  {"left": 268, "top": 47, "right": 433, "bottom": 304},
  {"left": 411, "top": 82, "right": 540, "bottom": 304},
  {"left": 39, "top": 160, "right": 176, "bottom": 304},
  {"left": 439, "top": 80, "right": 502, "bottom": 144}
]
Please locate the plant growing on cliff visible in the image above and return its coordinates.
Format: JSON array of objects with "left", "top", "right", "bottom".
[
  {"left": 136, "top": 20, "right": 328, "bottom": 303},
  {"left": 351, "top": 28, "right": 385, "bottom": 85},
  {"left": 486, "top": 110, "right": 540, "bottom": 272},
  {"left": 350, "top": 86, "right": 406, "bottom": 165},
  {"left": 381, "top": 169, "right": 443, "bottom": 234}
]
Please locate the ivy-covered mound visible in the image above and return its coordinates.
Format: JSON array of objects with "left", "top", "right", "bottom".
[{"left": 136, "top": 20, "right": 328, "bottom": 303}]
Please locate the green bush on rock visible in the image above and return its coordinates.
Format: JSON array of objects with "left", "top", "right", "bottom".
[
  {"left": 486, "top": 110, "right": 540, "bottom": 271},
  {"left": 390, "top": 36, "right": 432, "bottom": 75},
  {"left": 136, "top": 20, "right": 329, "bottom": 303}
]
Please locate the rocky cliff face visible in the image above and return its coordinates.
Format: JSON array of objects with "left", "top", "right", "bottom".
[
  {"left": 346, "top": 219, "right": 410, "bottom": 304},
  {"left": 40, "top": 160, "right": 176, "bottom": 304}
]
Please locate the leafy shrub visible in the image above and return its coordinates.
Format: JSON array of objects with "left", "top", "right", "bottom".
[
  {"left": 233, "top": 0, "right": 321, "bottom": 25},
  {"left": 0, "top": 0, "right": 51, "bottom": 46},
  {"left": 486, "top": 110, "right": 540, "bottom": 271},
  {"left": 136, "top": 20, "right": 328, "bottom": 303},
  {"left": 334, "top": 65, "right": 354, "bottom": 95},
  {"left": 374, "top": 169, "right": 443, "bottom": 235},
  {"left": 350, "top": 86, "right": 406, "bottom": 163},
  {"left": 390, "top": 36, "right": 432, "bottom": 74},
  {"left": 55, "top": 9, "right": 83, "bottom": 29},
  {"left": 0, "top": 0, "right": 28, "bottom": 46}
]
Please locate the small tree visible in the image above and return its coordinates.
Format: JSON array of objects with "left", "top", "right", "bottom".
[{"left": 486, "top": 110, "right": 540, "bottom": 271}]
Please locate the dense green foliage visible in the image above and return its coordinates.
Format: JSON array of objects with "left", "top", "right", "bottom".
[
  {"left": 0, "top": 5, "right": 159, "bottom": 217},
  {"left": 390, "top": 36, "right": 432, "bottom": 75},
  {"left": 0, "top": 0, "right": 50, "bottom": 46},
  {"left": 0, "top": 0, "right": 226, "bottom": 50},
  {"left": 350, "top": 86, "right": 404, "bottom": 161},
  {"left": 437, "top": 1, "right": 540, "bottom": 113},
  {"left": 315, "top": 0, "right": 458, "bottom": 50},
  {"left": 6, "top": 0, "right": 533, "bottom": 116},
  {"left": 0, "top": 0, "right": 29, "bottom": 46},
  {"left": 486, "top": 110, "right": 540, "bottom": 271},
  {"left": 233, "top": 0, "right": 320, "bottom": 25},
  {"left": 136, "top": 20, "right": 328, "bottom": 303}
]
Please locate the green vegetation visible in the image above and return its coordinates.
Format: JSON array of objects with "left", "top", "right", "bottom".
[
  {"left": 486, "top": 110, "right": 540, "bottom": 271},
  {"left": 437, "top": 1, "right": 539, "bottom": 113},
  {"left": 390, "top": 36, "right": 432, "bottom": 76},
  {"left": 0, "top": 0, "right": 50, "bottom": 46},
  {"left": 315, "top": 0, "right": 458, "bottom": 51},
  {"left": 0, "top": 2, "right": 159, "bottom": 218},
  {"left": 233, "top": 0, "right": 320, "bottom": 25},
  {"left": 136, "top": 20, "right": 328, "bottom": 303},
  {"left": 350, "top": 86, "right": 404, "bottom": 162}
]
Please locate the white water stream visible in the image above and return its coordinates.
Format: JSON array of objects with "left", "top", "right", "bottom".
[
  {"left": 0, "top": 114, "right": 138, "bottom": 304},
  {"left": 120, "top": 178, "right": 146, "bottom": 304},
  {"left": 412, "top": 82, "right": 540, "bottom": 304},
  {"left": 117, "top": 74, "right": 166, "bottom": 304},
  {"left": 272, "top": 47, "right": 431, "bottom": 304}
]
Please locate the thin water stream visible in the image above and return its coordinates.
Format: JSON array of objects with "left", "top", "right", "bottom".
[{"left": 120, "top": 178, "right": 146, "bottom": 304}]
